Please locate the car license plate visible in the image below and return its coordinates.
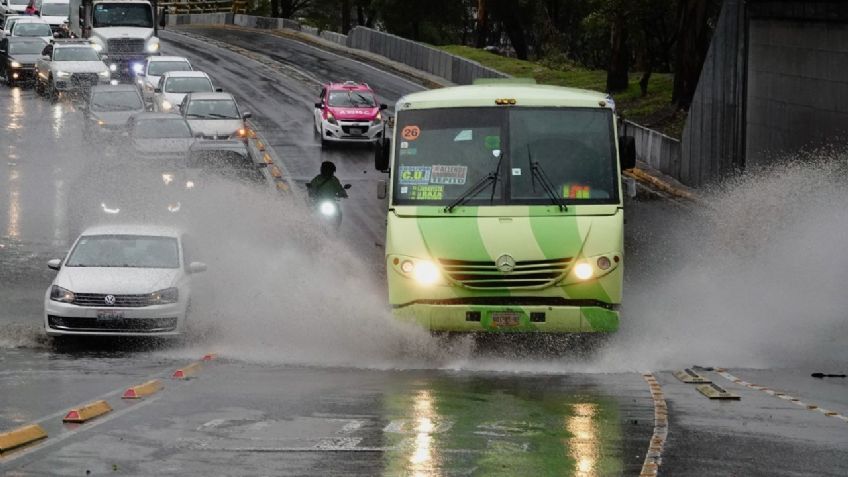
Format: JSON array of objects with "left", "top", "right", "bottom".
[
  {"left": 491, "top": 312, "right": 520, "bottom": 327},
  {"left": 348, "top": 128, "right": 362, "bottom": 135},
  {"left": 96, "top": 310, "right": 124, "bottom": 320}
]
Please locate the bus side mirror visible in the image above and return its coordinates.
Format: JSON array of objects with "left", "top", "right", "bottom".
[
  {"left": 374, "top": 138, "right": 390, "bottom": 172},
  {"left": 619, "top": 136, "right": 636, "bottom": 170},
  {"left": 377, "top": 180, "right": 387, "bottom": 200}
]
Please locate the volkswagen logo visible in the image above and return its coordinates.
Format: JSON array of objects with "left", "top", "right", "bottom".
[
  {"left": 496, "top": 254, "right": 516, "bottom": 273},
  {"left": 104, "top": 295, "right": 116, "bottom": 306}
]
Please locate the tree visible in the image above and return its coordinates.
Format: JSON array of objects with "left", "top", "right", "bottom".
[
  {"left": 672, "top": 0, "right": 719, "bottom": 109},
  {"left": 272, "top": 0, "right": 310, "bottom": 18}
]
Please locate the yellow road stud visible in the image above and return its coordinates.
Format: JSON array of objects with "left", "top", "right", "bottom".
[
  {"left": 122, "top": 379, "right": 163, "bottom": 399},
  {"left": 63, "top": 400, "right": 112, "bottom": 423},
  {"left": 0, "top": 424, "right": 47, "bottom": 454}
]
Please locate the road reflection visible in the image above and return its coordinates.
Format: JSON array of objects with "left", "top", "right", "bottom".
[{"left": 382, "top": 377, "right": 623, "bottom": 476}]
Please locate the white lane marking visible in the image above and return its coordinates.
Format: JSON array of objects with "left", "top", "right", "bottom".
[
  {"left": 715, "top": 369, "right": 848, "bottom": 423},
  {"left": 640, "top": 373, "right": 668, "bottom": 477},
  {"left": 0, "top": 396, "right": 162, "bottom": 464}
]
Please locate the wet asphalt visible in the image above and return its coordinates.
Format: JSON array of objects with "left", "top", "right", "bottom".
[{"left": 1, "top": 25, "right": 847, "bottom": 476}]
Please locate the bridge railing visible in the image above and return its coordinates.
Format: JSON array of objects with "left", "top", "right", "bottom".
[{"left": 159, "top": 0, "right": 247, "bottom": 14}]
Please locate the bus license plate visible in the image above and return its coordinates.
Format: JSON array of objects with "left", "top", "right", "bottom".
[
  {"left": 97, "top": 310, "right": 123, "bottom": 320},
  {"left": 492, "top": 312, "right": 520, "bottom": 327}
]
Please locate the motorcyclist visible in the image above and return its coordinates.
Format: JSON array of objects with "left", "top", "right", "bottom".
[{"left": 307, "top": 161, "right": 348, "bottom": 200}]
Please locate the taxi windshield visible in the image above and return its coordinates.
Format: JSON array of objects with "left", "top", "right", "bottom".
[
  {"left": 328, "top": 90, "right": 375, "bottom": 108},
  {"left": 392, "top": 107, "right": 617, "bottom": 206}
]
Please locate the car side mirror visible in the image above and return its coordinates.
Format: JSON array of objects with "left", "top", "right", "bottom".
[
  {"left": 242, "top": 112, "right": 252, "bottom": 119},
  {"left": 343, "top": 183, "right": 352, "bottom": 190},
  {"left": 314, "top": 102, "right": 323, "bottom": 109},
  {"left": 154, "top": 87, "right": 161, "bottom": 93},
  {"left": 47, "top": 258, "right": 61, "bottom": 270},
  {"left": 619, "top": 136, "right": 636, "bottom": 170},
  {"left": 374, "top": 138, "right": 390, "bottom": 172},
  {"left": 215, "top": 87, "right": 223, "bottom": 92},
  {"left": 377, "top": 179, "right": 387, "bottom": 200},
  {"left": 189, "top": 261, "right": 207, "bottom": 273},
  {"left": 379, "top": 104, "right": 388, "bottom": 111}
]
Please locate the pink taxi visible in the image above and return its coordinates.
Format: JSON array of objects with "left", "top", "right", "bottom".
[{"left": 313, "top": 81, "right": 387, "bottom": 146}]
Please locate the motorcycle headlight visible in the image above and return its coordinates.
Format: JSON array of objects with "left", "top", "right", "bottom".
[
  {"left": 319, "top": 201, "right": 337, "bottom": 216},
  {"left": 56, "top": 70, "right": 70, "bottom": 78},
  {"left": 50, "top": 285, "right": 75, "bottom": 303},
  {"left": 10, "top": 61, "right": 21, "bottom": 68},
  {"left": 146, "top": 40, "right": 160, "bottom": 53},
  {"left": 149, "top": 287, "right": 178, "bottom": 304}
]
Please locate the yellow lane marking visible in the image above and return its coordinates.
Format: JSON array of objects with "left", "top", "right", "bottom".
[
  {"left": 640, "top": 373, "right": 668, "bottom": 477},
  {"left": 673, "top": 368, "right": 711, "bottom": 384},
  {"left": 122, "top": 379, "right": 164, "bottom": 399},
  {"left": 62, "top": 400, "right": 112, "bottom": 423},
  {"left": 716, "top": 369, "right": 848, "bottom": 423},
  {"left": 256, "top": 140, "right": 265, "bottom": 151},
  {"left": 695, "top": 383, "right": 740, "bottom": 400},
  {"left": 172, "top": 362, "right": 202, "bottom": 380},
  {"left": 0, "top": 424, "right": 48, "bottom": 454},
  {"left": 262, "top": 152, "right": 273, "bottom": 164},
  {"left": 269, "top": 165, "right": 283, "bottom": 178}
]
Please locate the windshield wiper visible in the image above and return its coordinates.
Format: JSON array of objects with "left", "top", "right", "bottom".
[
  {"left": 445, "top": 151, "right": 505, "bottom": 213},
  {"left": 206, "top": 113, "right": 236, "bottom": 119},
  {"left": 527, "top": 146, "right": 567, "bottom": 211}
]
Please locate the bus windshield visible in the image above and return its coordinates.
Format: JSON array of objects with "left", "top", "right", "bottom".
[{"left": 392, "top": 107, "right": 618, "bottom": 206}]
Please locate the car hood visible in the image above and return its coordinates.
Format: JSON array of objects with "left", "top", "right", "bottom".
[
  {"left": 94, "top": 27, "right": 154, "bottom": 41},
  {"left": 57, "top": 267, "right": 181, "bottom": 294},
  {"left": 53, "top": 61, "right": 108, "bottom": 73},
  {"left": 185, "top": 119, "right": 242, "bottom": 136},
  {"left": 161, "top": 91, "right": 186, "bottom": 106},
  {"left": 132, "top": 137, "right": 194, "bottom": 154},
  {"left": 327, "top": 106, "right": 378, "bottom": 121},
  {"left": 91, "top": 109, "right": 144, "bottom": 126},
  {"left": 9, "top": 53, "right": 40, "bottom": 65}
]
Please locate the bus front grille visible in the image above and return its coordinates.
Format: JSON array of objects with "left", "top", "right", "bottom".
[{"left": 438, "top": 257, "right": 572, "bottom": 288}]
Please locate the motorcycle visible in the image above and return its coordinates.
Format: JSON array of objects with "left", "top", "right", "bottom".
[{"left": 306, "top": 183, "right": 351, "bottom": 229}]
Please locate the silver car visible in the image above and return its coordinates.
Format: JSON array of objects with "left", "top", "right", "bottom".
[
  {"left": 179, "top": 91, "right": 251, "bottom": 141},
  {"left": 152, "top": 70, "right": 214, "bottom": 113},
  {"left": 35, "top": 40, "right": 110, "bottom": 99},
  {"left": 136, "top": 55, "right": 192, "bottom": 104}
]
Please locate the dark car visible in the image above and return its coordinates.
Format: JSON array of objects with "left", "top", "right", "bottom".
[
  {"left": 83, "top": 84, "right": 145, "bottom": 141},
  {"left": 128, "top": 112, "right": 196, "bottom": 162},
  {"left": 0, "top": 36, "right": 47, "bottom": 86}
]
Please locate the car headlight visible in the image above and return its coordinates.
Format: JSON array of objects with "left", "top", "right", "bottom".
[
  {"left": 100, "top": 69, "right": 111, "bottom": 78},
  {"left": 573, "top": 262, "right": 594, "bottom": 280},
  {"left": 56, "top": 71, "right": 70, "bottom": 78},
  {"left": 108, "top": 63, "right": 117, "bottom": 72},
  {"left": 50, "top": 285, "right": 75, "bottom": 303},
  {"left": 10, "top": 61, "right": 21, "bottom": 68},
  {"left": 132, "top": 63, "right": 143, "bottom": 74},
  {"left": 319, "top": 201, "right": 337, "bottom": 216},
  {"left": 149, "top": 287, "right": 178, "bottom": 304},
  {"left": 230, "top": 128, "right": 247, "bottom": 139},
  {"left": 91, "top": 43, "right": 103, "bottom": 52},
  {"left": 146, "top": 40, "right": 159, "bottom": 53},
  {"left": 325, "top": 111, "right": 337, "bottom": 125},
  {"left": 161, "top": 100, "right": 172, "bottom": 111}
]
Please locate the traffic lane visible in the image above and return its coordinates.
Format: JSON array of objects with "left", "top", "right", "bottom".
[
  {"left": 657, "top": 370, "right": 848, "bottom": 476},
  {"left": 174, "top": 25, "right": 424, "bottom": 105},
  {"left": 159, "top": 31, "right": 387, "bottom": 261},
  {"left": 3, "top": 364, "right": 655, "bottom": 476}
]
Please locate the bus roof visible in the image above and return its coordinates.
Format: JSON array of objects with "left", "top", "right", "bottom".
[{"left": 396, "top": 83, "right": 611, "bottom": 111}]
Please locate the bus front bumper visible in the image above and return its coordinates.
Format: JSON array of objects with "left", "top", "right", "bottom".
[{"left": 392, "top": 303, "right": 619, "bottom": 333}]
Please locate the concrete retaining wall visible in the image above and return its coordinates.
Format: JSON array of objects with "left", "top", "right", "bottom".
[{"left": 623, "top": 121, "right": 682, "bottom": 179}]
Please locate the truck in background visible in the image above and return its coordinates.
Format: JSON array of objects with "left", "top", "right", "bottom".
[
  {"left": 37, "top": 0, "right": 70, "bottom": 33},
  {"left": 68, "top": 0, "right": 159, "bottom": 77}
]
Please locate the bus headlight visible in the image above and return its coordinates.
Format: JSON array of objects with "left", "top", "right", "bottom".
[
  {"left": 412, "top": 260, "right": 440, "bottom": 285},
  {"left": 573, "top": 262, "right": 593, "bottom": 280}
]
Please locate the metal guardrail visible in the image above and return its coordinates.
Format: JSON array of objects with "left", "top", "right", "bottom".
[{"left": 159, "top": 0, "right": 246, "bottom": 14}]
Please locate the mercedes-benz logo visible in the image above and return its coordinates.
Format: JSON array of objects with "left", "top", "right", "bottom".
[
  {"left": 104, "top": 295, "right": 116, "bottom": 306},
  {"left": 496, "top": 254, "right": 516, "bottom": 273}
]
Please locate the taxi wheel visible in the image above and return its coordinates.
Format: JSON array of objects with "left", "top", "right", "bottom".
[{"left": 319, "top": 125, "right": 328, "bottom": 148}]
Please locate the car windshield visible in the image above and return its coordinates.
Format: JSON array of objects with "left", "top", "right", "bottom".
[
  {"left": 328, "top": 90, "right": 376, "bottom": 108},
  {"left": 92, "top": 3, "right": 152, "bottom": 28},
  {"left": 90, "top": 91, "right": 143, "bottom": 112},
  {"left": 12, "top": 22, "right": 52, "bottom": 37},
  {"left": 164, "top": 77, "right": 212, "bottom": 94},
  {"left": 41, "top": 4, "right": 69, "bottom": 15},
  {"left": 392, "top": 107, "right": 617, "bottom": 206},
  {"left": 185, "top": 99, "right": 239, "bottom": 119},
  {"left": 133, "top": 118, "right": 192, "bottom": 138},
  {"left": 53, "top": 47, "right": 100, "bottom": 61},
  {"left": 9, "top": 40, "right": 46, "bottom": 55},
  {"left": 148, "top": 60, "right": 191, "bottom": 76},
  {"left": 65, "top": 235, "right": 180, "bottom": 268}
]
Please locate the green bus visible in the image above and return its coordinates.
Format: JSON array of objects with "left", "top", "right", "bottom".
[{"left": 375, "top": 80, "right": 635, "bottom": 333}]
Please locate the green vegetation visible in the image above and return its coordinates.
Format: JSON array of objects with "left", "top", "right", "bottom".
[{"left": 440, "top": 45, "right": 686, "bottom": 138}]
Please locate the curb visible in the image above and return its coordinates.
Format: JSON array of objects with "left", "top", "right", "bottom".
[
  {"left": 122, "top": 379, "right": 164, "bottom": 399},
  {"left": 63, "top": 400, "right": 112, "bottom": 423},
  {"left": 0, "top": 424, "right": 48, "bottom": 454},
  {"left": 625, "top": 167, "right": 703, "bottom": 205}
]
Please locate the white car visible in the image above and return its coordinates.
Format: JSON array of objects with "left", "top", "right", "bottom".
[
  {"left": 0, "top": 14, "right": 29, "bottom": 36},
  {"left": 136, "top": 55, "right": 192, "bottom": 103},
  {"left": 179, "top": 91, "right": 251, "bottom": 140},
  {"left": 1, "top": 0, "right": 28, "bottom": 14},
  {"left": 35, "top": 39, "right": 110, "bottom": 99},
  {"left": 36, "top": 0, "right": 69, "bottom": 33},
  {"left": 8, "top": 18, "right": 53, "bottom": 43},
  {"left": 44, "top": 224, "right": 205, "bottom": 337},
  {"left": 152, "top": 70, "right": 213, "bottom": 113}
]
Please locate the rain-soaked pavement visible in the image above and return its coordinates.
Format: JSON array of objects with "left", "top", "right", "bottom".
[{"left": 1, "top": 25, "right": 847, "bottom": 476}]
